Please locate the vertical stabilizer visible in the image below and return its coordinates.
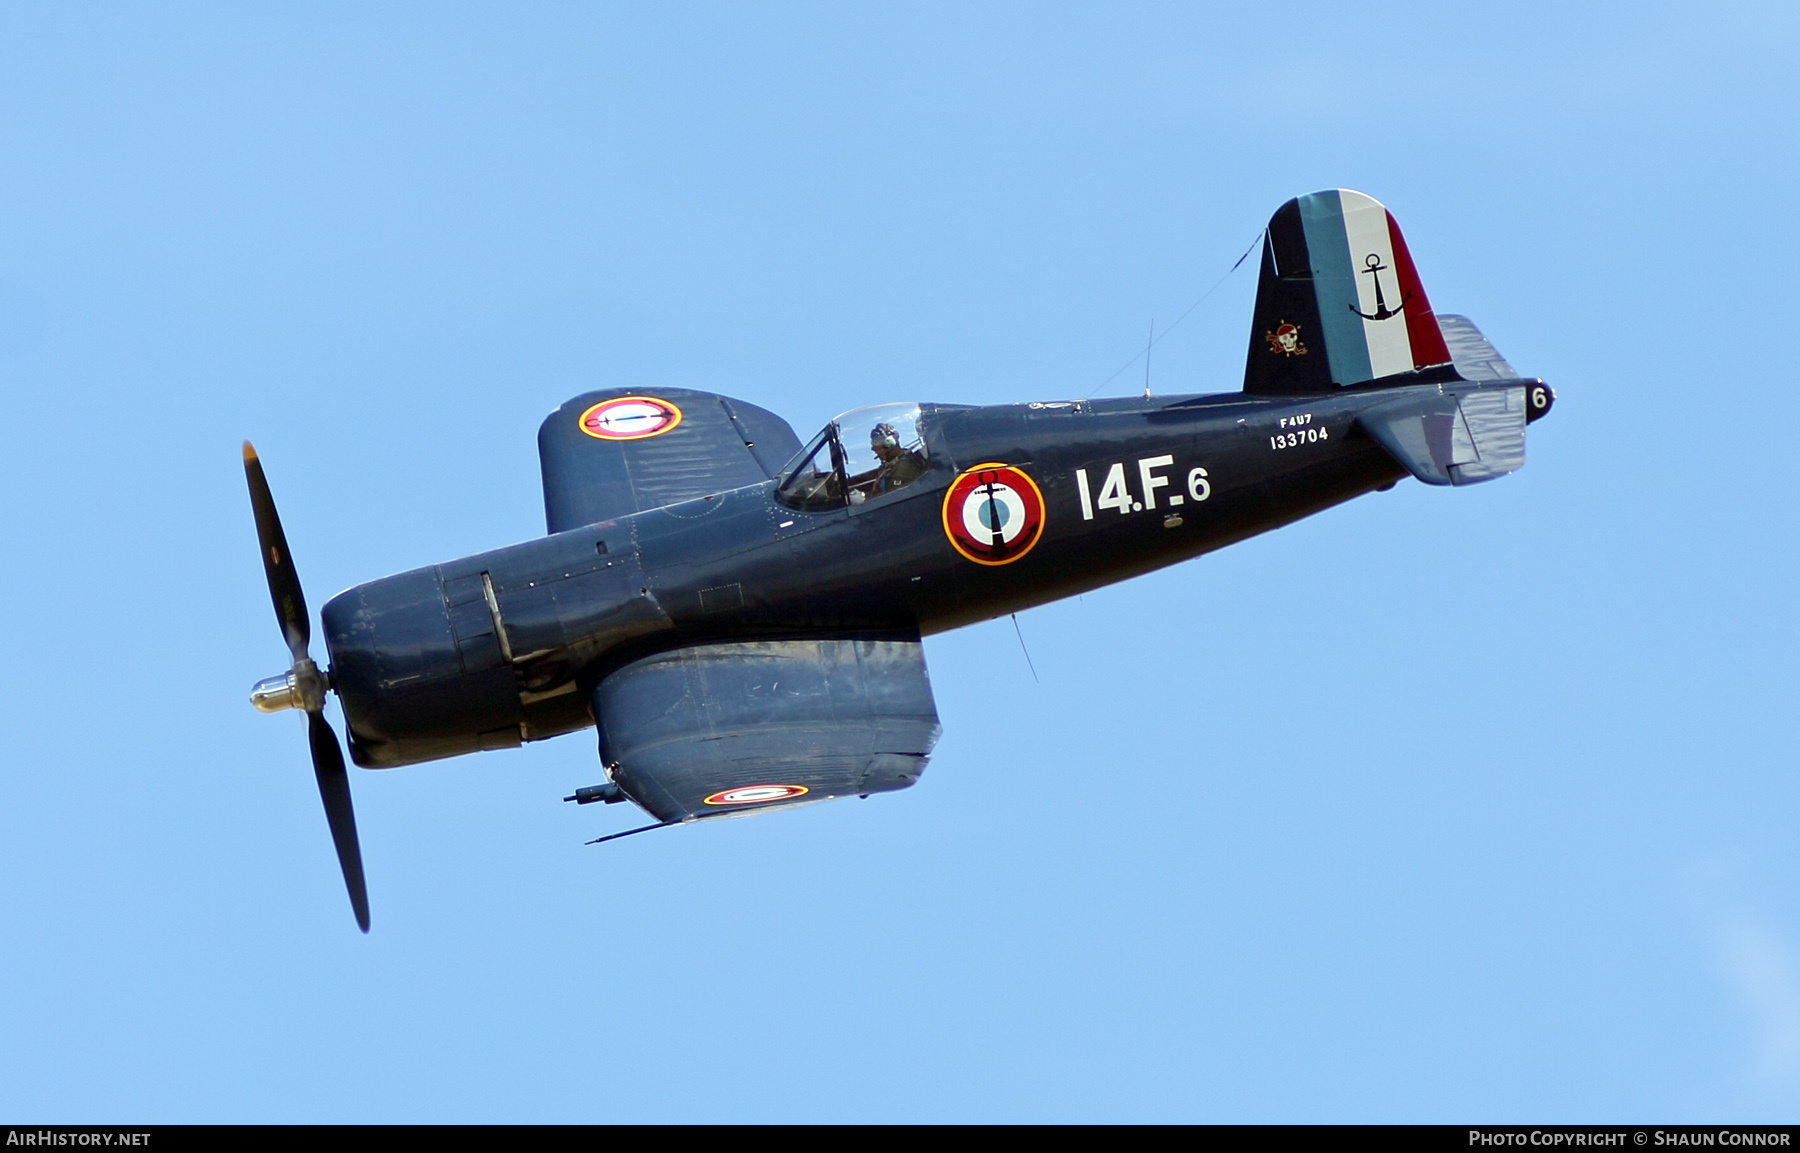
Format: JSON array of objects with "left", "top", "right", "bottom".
[{"left": 1244, "top": 190, "right": 1452, "bottom": 394}]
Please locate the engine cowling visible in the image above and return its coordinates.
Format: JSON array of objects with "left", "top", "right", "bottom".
[{"left": 322, "top": 527, "right": 670, "bottom": 768}]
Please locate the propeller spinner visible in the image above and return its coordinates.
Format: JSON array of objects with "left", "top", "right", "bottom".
[{"left": 243, "top": 442, "right": 371, "bottom": 933}]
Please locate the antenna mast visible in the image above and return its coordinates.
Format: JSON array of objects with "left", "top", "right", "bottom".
[{"left": 1143, "top": 320, "right": 1154, "bottom": 400}]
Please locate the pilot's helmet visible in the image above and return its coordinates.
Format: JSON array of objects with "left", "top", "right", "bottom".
[{"left": 870, "top": 422, "right": 900, "bottom": 449}]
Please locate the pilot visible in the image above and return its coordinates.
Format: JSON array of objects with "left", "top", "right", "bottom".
[{"left": 870, "top": 422, "right": 927, "bottom": 494}]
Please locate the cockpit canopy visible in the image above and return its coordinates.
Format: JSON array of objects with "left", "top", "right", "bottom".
[{"left": 777, "top": 402, "right": 930, "bottom": 511}]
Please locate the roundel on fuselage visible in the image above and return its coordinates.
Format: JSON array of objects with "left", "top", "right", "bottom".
[{"left": 942, "top": 463, "right": 1045, "bottom": 565}]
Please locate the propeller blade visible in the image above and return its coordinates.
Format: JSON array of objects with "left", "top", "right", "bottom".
[
  {"left": 242, "top": 442, "right": 310, "bottom": 666},
  {"left": 308, "top": 711, "right": 371, "bottom": 933}
]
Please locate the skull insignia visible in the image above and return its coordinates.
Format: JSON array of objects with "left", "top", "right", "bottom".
[{"left": 1264, "top": 321, "right": 1307, "bottom": 357}]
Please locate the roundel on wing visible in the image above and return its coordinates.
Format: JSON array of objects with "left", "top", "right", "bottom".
[
  {"left": 578, "top": 395, "right": 684, "bottom": 441},
  {"left": 941, "top": 463, "right": 1046, "bottom": 565},
  {"left": 703, "top": 784, "right": 810, "bottom": 807}
]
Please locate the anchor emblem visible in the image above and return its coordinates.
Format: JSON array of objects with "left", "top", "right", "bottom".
[
  {"left": 1349, "top": 252, "right": 1411, "bottom": 321},
  {"left": 979, "top": 471, "right": 1013, "bottom": 553}
]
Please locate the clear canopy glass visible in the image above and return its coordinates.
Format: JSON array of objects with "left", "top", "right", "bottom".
[
  {"left": 776, "top": 402, "right": 929, "bottom": 511},
  {"left": 834, "top": 403, "right": 928, "bottom": 505},
  {"left": 775, "top": 426, "right": 844, "bottom": 511}
]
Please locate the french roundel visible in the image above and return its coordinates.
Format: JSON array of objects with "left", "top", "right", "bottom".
[
  {"left": 703, "top": 784, "right": 810, "bottom": 807},
  {"left": 942, "top": 463, "right": 1046, "bottom": 566},
  {"left": 578, "top": 395, "right": 684, "bottom": 441}
]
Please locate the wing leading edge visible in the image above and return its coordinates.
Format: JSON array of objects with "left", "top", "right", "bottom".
[
  {"left": 538, "top": 387, "right": 804, "bottom": 533},
  {"left": 593, "top": 637, "right": 942, "bottom": 824}
]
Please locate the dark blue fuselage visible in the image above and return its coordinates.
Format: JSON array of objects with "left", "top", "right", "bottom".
[{"left": 323, "top": 388, "right": 1409, "bottom": 768}]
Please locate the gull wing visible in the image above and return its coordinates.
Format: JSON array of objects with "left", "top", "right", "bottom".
[{"left": 538, "top": 387, "right": 803, "bottom": 533}]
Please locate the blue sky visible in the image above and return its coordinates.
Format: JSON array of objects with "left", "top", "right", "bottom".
[{"left": 2, "top": 2, "right": 1797, "bottom": 1122}]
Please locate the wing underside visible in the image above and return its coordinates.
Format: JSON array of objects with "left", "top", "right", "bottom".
[{"left": 594, "top": 637, "right": 942, "bottom": 824}]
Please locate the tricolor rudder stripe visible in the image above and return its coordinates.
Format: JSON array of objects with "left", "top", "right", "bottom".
[{"left": 1243, "top": 189, "right": 1452, "bottom": 395}]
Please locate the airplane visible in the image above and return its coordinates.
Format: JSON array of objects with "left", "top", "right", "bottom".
[{"left": 245, "top": 188, "right": 1553, "bottom": 931}]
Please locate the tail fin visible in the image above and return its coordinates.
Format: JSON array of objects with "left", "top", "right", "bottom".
[{"left": 1244, "top": 189, "right": 1453, "bottom": 395}]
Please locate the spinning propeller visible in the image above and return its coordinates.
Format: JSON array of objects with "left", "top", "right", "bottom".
[{"left": 243, "top": 443, "right": 370, "bottom": 933}]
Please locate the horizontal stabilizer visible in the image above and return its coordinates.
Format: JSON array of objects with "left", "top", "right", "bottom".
[
  {"left": 1437, "top": 314, "right": 1521, "bottom": 381},
  {"left": 1359, "top": 386, "right": 1527, "bottom": 486}
]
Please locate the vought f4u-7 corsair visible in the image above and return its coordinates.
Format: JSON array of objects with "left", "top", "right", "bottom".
[{"left": 246, "top": 189, "right": 1553, "bottom": 930}]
